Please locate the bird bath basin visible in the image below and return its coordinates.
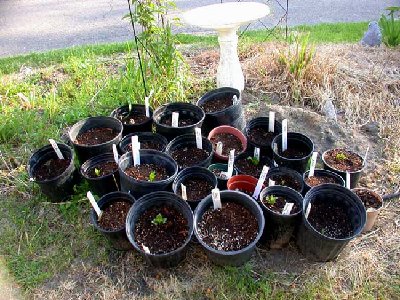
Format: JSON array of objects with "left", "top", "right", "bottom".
[{"left": 182, "top": 2, "right": 270, "bottom": 91}]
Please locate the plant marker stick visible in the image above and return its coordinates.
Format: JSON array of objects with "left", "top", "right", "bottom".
[
  {"left": 172, "top": 112, "right": 179, "bottom": 128},
  {"left": 282, "top": 119, "right": 288, "bottom": 152},
  {"left": 346, "top": 172, "right": 351, "bottom": 189},
  {"left": 269, "top": 179, "right": 275, "bottom": 187},
  {"left": 131, "top": 136, "right": 140, "bottom": 166},
  {"left": 142, "top": 244, "right": 151, "bottom": 254},
  {"left": 252, "top": 166, "right": 269, "bottom": 200},
  {"left": 226, "top": 149, "right": 235, "bottom": 178},
  {"left": 87, "top": 191, "right": 102, "bottom": 219},
  {"left": 144, "top": 89, "right": 154, "bottom": 118},
  {"left": 268, "top": 111, "right": 275, "bottom": 132},
  {"left": 364, "top": 146, "right": 369, "bottom": 167},
  {"left": 254, "top": 147, "right": 260, "bottom": 161},
  {"left": 129, "top": 103, "right": 132, "bottom": 112},
  {"left": 212, "top": 188, "right": 222, "bottom": 210},
  {"left": 48, "top": 139, "right": 64, "bottom": 159},
  {"left": 195, "top": 128, "right": 202, "bottom": 149},
  {"left": 232, "top": 95, "right": 238, "bottom": 104},
  {"left": 181, "top": 183, "right": 188, "bottom": 201},
  {"left": 308, "top": 152, "right": 319, "bottom": 178},
  {"left": 282, "top": 203, "right": 294, "bottom": 215},
  {"left": 305, "top": 203, "right": 312, "bottom": 219},
  {"left": 216, "top": 142, "right": 223, "bottom": 156},
  {"left": 112, "top": 144, "right": 119, "bottom": 164}
]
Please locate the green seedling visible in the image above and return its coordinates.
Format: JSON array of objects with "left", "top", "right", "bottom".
[
  {"left": 94, "top": 168, "right": 101, "bottom": 177},
  {"left": 265, "top": 194, "right": 277, "bottom": 205},
  {"left": 335, "top": 152, "right": 347, "bottom": 161},
  {"left": 152, "top": 213, "right": 167, "bottom": 225},
  {"left": 247, "top": 156, "right": 260, "bottom": 166},
  {"left": 149, "top": 171, "right": 156, "bottom": 182}
]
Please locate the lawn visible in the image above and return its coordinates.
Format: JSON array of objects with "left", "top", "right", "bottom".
[{"left": 0, "top": 22, "right": 400, "bottom": 299}]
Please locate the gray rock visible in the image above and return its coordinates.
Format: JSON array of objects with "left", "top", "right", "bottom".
[{"left": 361, "top": 21, "right": 382, "bottom": 47}]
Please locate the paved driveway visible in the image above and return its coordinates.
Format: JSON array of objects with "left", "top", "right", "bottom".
[{"left": 0, "top": 0, "right": 398, "bottom": 57}]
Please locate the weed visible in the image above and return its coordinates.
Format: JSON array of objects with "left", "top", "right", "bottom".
[
  {"left": 148, "top": 171, "right": 156, "bottom": 182},
  {"left": 379, "top": 6, "right": 400, "bottom": 47}
]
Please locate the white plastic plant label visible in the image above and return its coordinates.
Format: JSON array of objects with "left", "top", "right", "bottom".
[
  {"left": 346, "top": 172, "right": 351, "bottom": 189},
  {"left": 305, "top": 203, "right": 312, "bottom": 219},
  {"left": 195, "top": 127, "right": 202, "bottom": 149},
  {"left": 308, "top": 152, "right": 319, "bottom": 177},
  {"left": 364, "top": 146, "right": 369, "bottom": 167},
  {"left": 181, "top": 183, "right": 188, "bottom": 201},
  {"left": 269, "top": 179, "right": 275, "bottom": 187},
  {"left": 172, "top": 112, "right": 179, "bottom": 128},
  {"left": 232, "top": 94, "right": 239, "bottom": 104},
  {"left": 226, "top": 149, "right": 235, "bottom": 178},
  {"left": 87, "top": 191, "right": 102, "bottom": 219},
  {"left": 145, "top": 89, "right": 154, "bottom": 118},
  {"left": 112, "top": 144, "right": 119, "bottom": 164},
  {"left": 282, "top": 202, "right": 294, "bottom": 215},
  {"left": 254, "top": 147, "right": 260, "bottom": 161},
  {"left": 131, "top": 136, "right": 140, "bottom": 166},
  {"left": 48, "top": 139, "right": 64, "bottom": 159},
  {"left": 273, "top": 143, "right": 278, "bottom": 154},
  {"left": 212, "top": 188, "right": 222, "bottom": 210},
  {"left": 252, "top": 165, "right": 269, "bottom": 200},
  {"left": 216, "top": 142, "right": 223, "bottom": 156},
  {"left": 282, "top": 119, "right": 288, "bottom": 152},
  {"left": 268, "top": 111, "right": 275, "bottom": 132},
  {"left": 128, "top": 103, "right": 132, "bottom": 112},
  {"left": 142, "top": 244, "right": 151, "bottom": 254}
]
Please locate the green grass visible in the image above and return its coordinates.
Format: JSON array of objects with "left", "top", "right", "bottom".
[{"left": 0, "top": 21, "right": 381, "bottom": 75}]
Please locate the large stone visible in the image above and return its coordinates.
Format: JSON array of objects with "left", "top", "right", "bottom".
[{"left": 361, "top": 21, "right": 382, "bottom": 47}]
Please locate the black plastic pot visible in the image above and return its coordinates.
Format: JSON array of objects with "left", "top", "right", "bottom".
[
  {"left": 196, "top": 87, "right": 245, "bottom": 136},
  {"left": 166, "top": 134, "right": 214, "bottom": 170},
  {"left": 207, "top": 163, "right": 239, "bottom": 190},
  {"left": 27, "top": 143, "right": 77, "bottom": 202},
  {"left": 296, "top": 184, "right": 366, "bottom": 261},
  {"left": 118, "top": 150, "right": 178, "bottom": 198},
  {"left": 322, "top": 149, "right": 365, "bottom": 189},
  {"left": 194, "top": 190, "right": 265, "bottom": 266},
  {"left": 271, "top": 132, "right": 314, "bottom": 174},
  {"left": 110, "top": 104, "right": 153, "bottom": 135},
  {"left": 80, "top": 153, "right": 120, "bottom": 196},
  {"left": 266, "top": 167, "right": 304, "bottom": 194},
  {"left": 126, "top": 191, "right": 194, "bottom": 268},
  {"left": 69, "top": 116, "right": 123, "bottom": 163},
  {"left": 172, "top": 166, "right": 218, "bottom": 210},
  {"left": 153, "top": 102, "right": 205, "bottom": 141},
  {"left": 118, "top": 132, "right": 168, "bottom": 154},
  {"left": 245, "top": 117, "right": 282, "bottom": 158},
  {"left": 303, "top": 169, "right": 345, "bottom": 195},
  {"left": 259, "top": 186, "right": 303, "bottom": 249},
  {"left": 234, "top": 151, "right": 273, "bottom": 177},
  {"left": 90, "top": 191, "right": 135, "bottom": 250}
]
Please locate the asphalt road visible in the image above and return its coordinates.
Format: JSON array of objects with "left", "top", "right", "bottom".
[{"left": 0, "top": 0, "right": 398, "bottom": 57}]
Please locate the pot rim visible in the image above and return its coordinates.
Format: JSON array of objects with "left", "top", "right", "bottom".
[
  {"left": 207, "top": 125, "right": 247, "bottom": 160},
  {"left": 80, "top": 153, "right": 118, "bottom": 181},
  {"left": 259, "top": 185, "right": 303, "bottom": 217},
  {"left": 321, "top": 148, "right": 366, "bottom": 174},
  {"left": 153, "top": 102, "right": 206, "bottom": 129},
  {"left": 271, "top": 132, "right": 314, "bottom": 162},
  {"left": 352, "top": 187, "right": 384, "bottom": 211}
]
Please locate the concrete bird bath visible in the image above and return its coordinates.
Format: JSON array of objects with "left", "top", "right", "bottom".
[{"left": 182, "top": 2, "right": 270, "bottom": 91}]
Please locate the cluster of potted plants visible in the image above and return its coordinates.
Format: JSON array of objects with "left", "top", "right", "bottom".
[{"left": 27, "top": 87, "right": 382, "bottom": 267}]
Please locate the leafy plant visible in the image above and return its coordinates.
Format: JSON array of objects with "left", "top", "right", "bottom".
[
  {"left": 379, "top": 7, "right": 400, "bottom": 47},
  {"left": 148, "top": 171, "right": 156, "bottom": 182},
  {"left": 94, "top": 168, "right": 101, "bottom": 177},
  {"left": 335, "top": 152, "right": 347, "bottom": 161},
  {"left": 247, "top": 156, "right": 260, "bottom": 166},
  {"left": 265, "top": 195, "right": 277, "bottom": 205},
  {"left": 151, "top": 213, "right": 167, "bottom": 225}
]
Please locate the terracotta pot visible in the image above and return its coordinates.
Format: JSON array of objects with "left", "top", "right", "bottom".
[
  {"left": 352, "top": 188, "right": 383, "bottom": 232},
  {"left": 207, "top": 125, "right": 247, "bottom": 162}
]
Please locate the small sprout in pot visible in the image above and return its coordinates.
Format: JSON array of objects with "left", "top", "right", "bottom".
[
  {"left": 94, "top": 168, "right": 101, "bottom": 177},
  {"left": 335, "top": 152, "right": 347, "bottom": 161},
  {"left": 149, "top": 171, "right": 156, "bottom": 182},
  {"left": 151, "top": 213, "right": 167, "bottom": 225},
  {"left": 247, "top": 156, "right": 260, "bottom": 166},
  {"left": 266, "top": 194, "right": 277, "bottom": 205}
]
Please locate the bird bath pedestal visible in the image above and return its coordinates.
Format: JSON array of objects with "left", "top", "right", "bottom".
[{"left": 182, "top": 2, "right": 270, "bottom": 91}]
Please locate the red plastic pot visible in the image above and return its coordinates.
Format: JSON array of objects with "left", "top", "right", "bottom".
[
  {"left": 207, "top": 125, "right": 247, "bottom": 162},
  {"left": 227, "top": 175, "right": 265, "bottom": 199}
]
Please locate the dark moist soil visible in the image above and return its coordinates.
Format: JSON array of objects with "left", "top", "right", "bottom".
[
  {"left": 305, "top": 175, "right": 337, "bottom": 187},
  {"left": 98, "top": 201, "right": 131, "bottom": 231},
  {"left": 324, "top": 149, "right": 364, "bottom": 172},
  {"left": 86, "top": 161, "right": 118, "bottom": 178},
  {"left": 210, "top": 133, "right": 243, "bottom": 157},
  {"left": 235, "top": 156, "right": 264, "bottom": 177},
  {"left": 307, "top": 200, "right": 354, "bottom": 239},
  {"left": 134, "top": 205, "right": 188, "bottom": 254},
  {"left": 126, "top": 141, "right": 163, "bottom": 152},
  {"left": 354, "top": 189, "right": 382, "bottom": 210},
  {"left": 197, "top": 202, "right": 258, "bottom": 251},
  {"left": 200, "top": 97, "right": 232, "bottom": 113},
  {"left": 211, "top": 168, "right": 228, "bottom": 180},
  {"left": 116, "top": 111, "right": 150, "bottom": 125},
  {"left": 124, "top": 164, "right": 169, "bottom": 181},
  {"left": 160, "top": 115, "right": 197, "bottom": 127},
  {"left": 270, "top": 174, "right": 302, "bottom": 192},
  {"left": 262, "top": 195, "right": 300, "bottom": 214},
  {"left": 247, "top": 127, "right": 276, "bottom": 146},
  {"left": 171, "top": 147, "right": 209, "bottom": 168},
  {"left": 75, "top": 127, "right": 118, "bottom": 145},
  {"left": 33, "top": 158, "right": 71, "bottom": 181},
  {"left": 280, "top": 146, "right": 310, "bottom": 159},
  {"left": 177, "top": 178, "right": 213, "bottom": 202}
]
